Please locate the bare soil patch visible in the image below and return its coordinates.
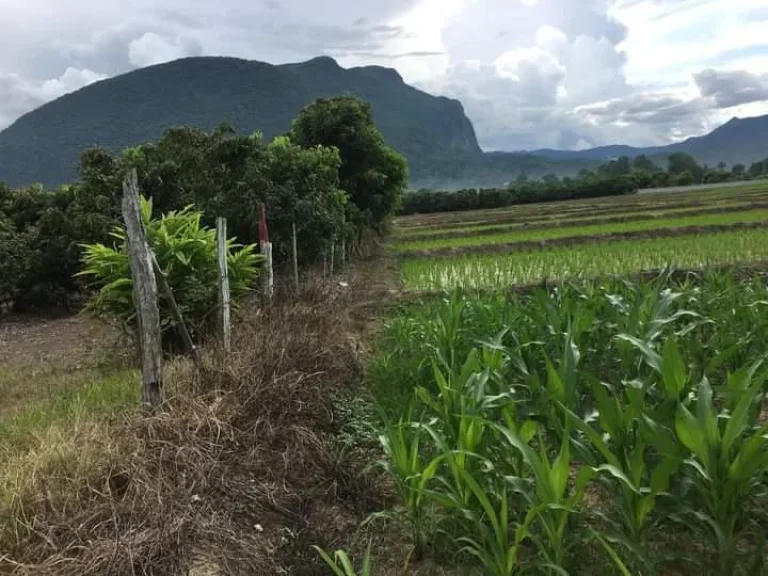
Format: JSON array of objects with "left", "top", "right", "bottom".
[{"left": 0, "top": 312, "right": 114, "bottom": 366}]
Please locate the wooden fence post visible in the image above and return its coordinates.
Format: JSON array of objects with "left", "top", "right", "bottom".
[
  {"left": 216, "top": 217, "right": 231, "bottom": 354},
  {"left": 121, "top": 169, "right": 164, "bottom": 409},
  {"left": 291, "top": 221, "right": 300, "bottom": 293},
  {"left": 258, "top": 203, "right": 273, "bottom": 299}
]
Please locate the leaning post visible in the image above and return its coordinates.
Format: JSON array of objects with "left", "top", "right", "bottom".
[{"left": 121, "top": 169, "right": 164, "bottom": 409}]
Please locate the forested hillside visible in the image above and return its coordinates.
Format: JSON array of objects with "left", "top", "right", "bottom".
[
  {"left": 0, "top": 56, "right": 479, "bottom": 189},
  {"left": 0, "top": 56, "right": 596, "bottom": 190}
]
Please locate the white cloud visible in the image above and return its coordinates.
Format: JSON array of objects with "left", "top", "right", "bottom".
[
  {"left": 128, "top": 33, "right": 202, "bottom": 67},
  {"left": 0, "top": 67, "right": 107, "bottom": 128},
  {"left": 0, "top": 0, "right": 767, "bottom": 149}
]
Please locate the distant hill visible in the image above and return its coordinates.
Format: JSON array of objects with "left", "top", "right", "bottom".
[
  {"left": 0, "top": 56, "right": 490, "bottom": 189},
  {"left": 531, "top": 115, "right": 768, "bottom": 167}
]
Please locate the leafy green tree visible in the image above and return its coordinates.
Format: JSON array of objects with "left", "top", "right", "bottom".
[
  {"left": 748, "top": 161, "right": 764, "bottom": 178},
  {"left": 290, "top": 96, "right": 408, "bottom": 231},
  {"left": 673, "top": 171, "right": 694, "bottom": 186},
  {"left": 731, "top": 164, "right": 746, "bottom": 177},
  {"left": 667, "top": 153, "right": 703, "bottom": 183},
  {"left": 616, "top": 155, "right": 632, "bottom": 175},
  {"left": 633, "top": 155, "right": 658, "bottom": 173}
]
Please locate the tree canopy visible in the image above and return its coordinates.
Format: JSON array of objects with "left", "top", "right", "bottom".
[{"left": 291, "top": 96, "right": 408, "bottom": 231}]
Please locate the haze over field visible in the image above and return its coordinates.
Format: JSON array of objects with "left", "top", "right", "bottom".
[{"left": 2, "top": 0, "right": 768, "bottom": 152}]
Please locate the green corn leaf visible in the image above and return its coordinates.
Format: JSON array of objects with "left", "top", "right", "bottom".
[
  {"left": 312, "top": 546, "right": 346, "bottom": 576},
  {"left": 551, "top": 432, "right": 570, "bottom": 500},
  {"left": 696, "top": 378, "right": 720, "bottom": 449},
  {"left": 589, "top": 380, "right": 621, "bottom": 440},
  {"left": 661, "top": 337, "right": 687, "bottom": 399},
  {"left": 546, "top": 355, "right": 566, "bottom": 403},
  {"left": 562, "top": 405, "right": 621, "bottom": 467},
  {"left": 675, "top": 404, "right": 710, "bottom": 469},
  {"left": 594, "top": 464, "right": 640, "bottom": 493},
  {"left": 721, "top": 373, "right": 762, "bottom": 458},
  {"left": 616, "top": 334, "right": 662, "bottom": 373},
  {"left": 336, "top": 550, "right": 356, "bottom": 575},
  {"left": 591, "top": 530, "right": 633, "bottom": 576},
  {"left": 650, "top": 457, "right": 681, "bottom": 493},
  {"left": 729, "top": 428, "right": 768, "bottom": 481}
]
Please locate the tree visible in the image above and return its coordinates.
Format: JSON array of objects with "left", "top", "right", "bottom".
[
  {"left": 749, "top": 161, "right": 765, "bottom": 178},
  {"left": 667, "top": 153, "right": 703, "bottom": 183},
  {"left": 633, "top": 155, "right": 658, "bottom": 173},
  {"left": 717, "top": 162, "right": 727, "bottom": 171},
  {"left": 616, "top": 155, "right": 632, "bottom": 175},
  {"left": 291, "top": 96, "right": 408, "bottom": 231},
  {"left": 731, "top": 164, "right": 746, "bottom": 177}
]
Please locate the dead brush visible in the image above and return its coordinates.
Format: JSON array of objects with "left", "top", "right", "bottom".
[{"left": 0, "top": 277, "right": 380, "bottom": 574}]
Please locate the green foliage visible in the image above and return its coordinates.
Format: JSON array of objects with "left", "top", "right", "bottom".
[
  {"left": 673, "top": 367, "right": 768, "bottom": 574},
  {"left": 370, "top": 272, "right": 768, "bottom": 574},
  {"left": 401, "top": 172, "right": 638, "bottom": 215},
  {"left": 86, "top": 126, "right": 349, "bottom": 261},
  {"left": 79, "top": 197, "right": 261, "bottom": 349},
  {"left": 291, "top": 96, "right": 408, "bottom": 230},
  {"left": 0, "top": 56, "right": 483, "bottom": 192},
  {"left": 313, "top": 545, "right": 372, "bottom": 576},
  {"left": 0, "top": 181, "right": 114, "bottom": 309}
]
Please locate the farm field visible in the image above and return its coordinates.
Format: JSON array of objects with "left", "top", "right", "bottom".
[
  {"left": 364, "top": 180, "right": 768, "bottom": 573},
  {"left": 394, "top": 180, "right": 768, "bottom": 289}
]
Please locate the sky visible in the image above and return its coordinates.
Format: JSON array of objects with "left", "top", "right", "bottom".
[{"left": 1, "top": 0, "right": 767, "bottom": 151}]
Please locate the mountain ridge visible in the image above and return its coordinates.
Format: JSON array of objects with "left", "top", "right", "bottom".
[
  {"left": 530, "top": 114, "right": 768, "bottom": 166},
  {"left": 0, "top": 55, "right": 483, "bottom": 189}
]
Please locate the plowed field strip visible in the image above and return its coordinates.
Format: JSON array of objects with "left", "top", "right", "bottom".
[
  {"left": 393, "top": 208, "right": 768, "bottom": 254},
  {"left": 398, "top": 203, "right": 768, "bottom": 241}
]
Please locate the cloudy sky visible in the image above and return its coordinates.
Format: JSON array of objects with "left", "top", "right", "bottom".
[{"left": 1, "top": 0, "right": 767, "bottom": 151}]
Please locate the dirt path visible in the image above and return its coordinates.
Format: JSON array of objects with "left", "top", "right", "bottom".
[{"left": 0, "top": 312, "right": 114, "bottom": 365}]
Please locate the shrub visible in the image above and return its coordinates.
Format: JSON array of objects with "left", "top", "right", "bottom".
[{"left": 79, "top": 196, "right": 261, "bottom": 349}]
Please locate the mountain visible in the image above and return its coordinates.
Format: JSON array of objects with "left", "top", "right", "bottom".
[
  {"left": 0, "top": 56, "right": 484, "bottom": 189},
  {"left": 531, "top": 115, "right": 768, "bottom": 167}
]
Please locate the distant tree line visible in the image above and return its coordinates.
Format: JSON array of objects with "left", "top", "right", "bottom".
[
  {"left": 401, "top": 152, "right": 768, "bottom": 215},
  {"left": 0, "top": 96, "right": 407, "bottom": 310}
]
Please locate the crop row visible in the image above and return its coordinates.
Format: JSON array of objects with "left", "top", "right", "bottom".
[
  {"left": 397, "top": 181, "right": 768, "bottom": 230},
  {"left": 396, "top": 201, "right": 763, "bottom": 241},
  {"left": 393, "top": 208, "right": 768, "bottom": 253},
  {"left": 400, "top": 227, "right": 768, "bottom": 289}
]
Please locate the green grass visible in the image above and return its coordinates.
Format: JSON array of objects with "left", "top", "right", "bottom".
[
  {"left": 393, "top": 208, "right": 768, "bottom": 253},
  {"left": 0, "top": 369, "right": 138, "bottom": 451},
  {"left": 400, "top": 227, "right": 768, "bottom": 289}
]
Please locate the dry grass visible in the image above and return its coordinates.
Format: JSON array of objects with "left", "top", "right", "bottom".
[{"left": 0, "top": 277, "right": 386, "bottom": 574}]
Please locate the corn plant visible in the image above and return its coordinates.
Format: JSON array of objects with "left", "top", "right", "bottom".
[
  {"left": 673, "top": 362, "right": 768, "bottom": 574},
  {"left": 377, "top": 410, "right": 441, "bottom": 556},
  {"left": 423, "top": 429, "right": 529, "bottom": 576},
  {"left": 313, "top": 545, "right": 372, "bottom": 576},
  {"left": 562, "top": 375, "right": 682, "bottom": 570},
  {"left": 497, "top": 424, "right": 595, "bottom": 572}
]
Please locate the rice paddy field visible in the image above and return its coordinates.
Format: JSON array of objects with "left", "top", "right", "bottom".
[{"left": 393, "top": 181, "right": 768, "bottom": 290}]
